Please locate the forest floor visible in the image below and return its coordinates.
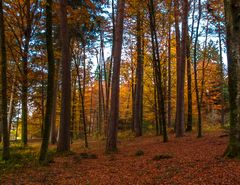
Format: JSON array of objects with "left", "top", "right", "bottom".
[{"left": 1, "top": 130, "right": 240, "bottom": 185}]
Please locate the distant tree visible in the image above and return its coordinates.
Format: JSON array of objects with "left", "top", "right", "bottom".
[
  {"left": 57, "top": 0, "right": 71, "bottom": 152},
  {"left": 0, "top": 0, "right": 10, "bottom": 160},
  {"left": 224, "top": 0, "right": 240, "bottom": 157}
]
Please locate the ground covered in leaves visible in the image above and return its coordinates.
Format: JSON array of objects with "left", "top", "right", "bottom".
[{"left": 1, "top": 130, "right": 240, "bottom": 185}]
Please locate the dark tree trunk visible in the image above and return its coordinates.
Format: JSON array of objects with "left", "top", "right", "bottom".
[
  {"left": 21, "top": 0, "right": 32, "bottom": 145},
  {"left": 154, "top": 82, "right": 159, "bottom": 135},
  {"left": 173, "top": 0, "right": 180, "bottom": 133},
  {"left": 71, "top": 76, "right": 77, "bottom": 142},
  {"left": 193, "top": 0, "right": 202, "bottom": 138},
  {"left": 224, "top": 0, "right": 240, "bottom": 157},
  {"left": 0, "top": 0, "right": 10, "bottom": 160},
  {"left": 130, "top": 44, "right": 135, "bottom": 132},
  {"left": 167, "top": 22, "right": 172, "bottom": 128},
  {"left": 39, "top": 0, "right": 55, "bottom": 162},
  {"left": 57, "top": 0, "right": 71, "bottom": 152},
  {"left": 134, "top": 6, "right": 144, "bottom": 137},
  {"left": 174, "top": 0, "right": 186, "bottom": 137},
  {"left": 186, "top": 33, "right": 192, "bottom": 132},
  {"left": 50, "top": 59, "right": 60, "bottom": 144},
  {"left": 218, "top": 22, "right": 225, "bottom": 126},
  {"left": 148, "top": 0, "right": 168, "bottom": 142},
  {"left": 106, "top": 0, "right": 125, "bottom": 153}
]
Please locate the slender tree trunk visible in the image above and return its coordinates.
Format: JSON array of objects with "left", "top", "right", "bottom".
[
  {"left": 7, "top": 71, "right": 16, "bottom": 136},
  {"left": 82, "top": 45, "right": 88, "bottom": 148},
  {"left": 105, "top": 0, "right": 115, "bottom": 131},
  {"left": 130, "top": 44, "right": 135, "bottom": 132},
  {"left": 15, "top": 105, "right": 21, "bottom": 141},
  {"left": 106, "top": 0, "right": 125, "bottom": 153},
  {"left": 50, "top": 59, "right": 60, "bottom": 144},
  {"left": 200, "top": 19, "right": 209, "bottom": 108},
  {"left": 186, "top": 0, "right": 195, "bottom": 132},
  {"left": 173, "top": 0, "right": 181, "bottom": 136},
  {"left": 186, "top": 33, "right": 192, "bottom": 132},
  {"left": 71, "top": 76, "right": 77, "bottom": 142},
  {"left": 167, "top": 22, "right": 172, "bottom": 128},
  {"left": 154, "top": 82, "right": 159, "bottom": 135},
  {"left": 148, "top": 0, "right": 168, "bottom": 142},
  {"left": 21, "top": 0, "right": 32, "bottom": 145},
  {"left": 39, "top": 0, "right": 55, "bottom": 162},
  {"left": 74, "top": 44, "right": 88, "bottom": 148},
  {"left": 57, "top": 0, "right": 71, "bottom": 152},
  {"left": 98, "top": 60, "right": 103, "bottom": 135},
  {"left": 134, "top": 5, "right": 144, "bottom": 137},
  {"left": 0, "top": 0, "right": 10, "bottom": 160},
  {"left": 41, "top": 66, "right": 45, "bottom": 137},
  {"left": 218, "top": 22, "right": 225, "bottom": 126},
  {"left": 193, "top": 0, "right": 202, "bottom": 138}
]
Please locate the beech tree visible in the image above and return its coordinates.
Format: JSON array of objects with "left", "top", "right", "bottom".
[
  {"left": 39, "top": 0, "right": 55, "bottom": 162},
  {"left": 224, "top": 0, "right": 240, "bottom": 157},
  {"left": 57, "top": 0, "right": 71, "bottom": 152},
  {"left": 134, "top": 1, "right": 144, "bottom": 137},
  {"left": 0, "top": 0, "right": 10, "bottom": 160},
  {"left": 106, "top": 0, "right": 125, "bottom": 152}
]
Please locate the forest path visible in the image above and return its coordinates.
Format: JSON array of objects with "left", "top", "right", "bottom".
[{"left": 1, "top": 130, "right": 240, "bottom": 185}]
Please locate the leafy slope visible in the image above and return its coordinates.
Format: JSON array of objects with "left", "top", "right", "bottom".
[{"left": 1, "top": 131, "right": 240, "bottom": 185}]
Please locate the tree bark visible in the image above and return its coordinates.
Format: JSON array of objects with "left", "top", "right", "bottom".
[
  {"left": 106, "top": 0, "right": 125, "bottom": 153},
  {"left": 134, "top": 5, "right": 144, "bottom": 137},
  {"left": 39, "top": 0, "right": 55, "bottom": 162},
  {"left": 167, "top": 20, "right": 172, "bottom": 128},
  {"left": 186, "top": 32, "right": 192, "bottom": 132},
  {"left": 50, "top": 59, "right": 60, "bottom": 144},
  {"left": 0, "top": 0, "right": 10, "bottom": 160},
  {"left": 174, "top": 0, "right": 186, "bottom": 137},
  {"left": 57, "top": 0, "right": 71, "bottom": 152},
  {"left": 224, "top": 0, "right": 240, "bottom": 157},
  {"left": 193, "top": 0, "right": 202, "bottom": 138},
  {"left": 218, "top": 21, "right": 225, "bottom": 126},
  {"left": 148, "top": 0, "right": 168, "bottom": 142},
  {"left": 21, "top": 0, "right": 33, "bottom": 145}
]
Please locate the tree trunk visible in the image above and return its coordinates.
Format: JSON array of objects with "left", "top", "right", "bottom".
[
  {"left": 39, "top": 0, "right": 55, "bottom": 162},
  {"left": 106, "top": 0, "right": 125, "bottom": 153},
  {"left": 7, "top": 71, "right": 16, "bottom": 136},
  {"left": 0, "top": 0, "right": 10, "bottom": 160},
  {"left": 167, "top": 22, "right": 172, "bottom": 128},
  {"left": 148, "top": 0, "right": 168, "bottom": 142},
  {"left": 134, "top": 5, "right": 143, "bottom": 137},
  {"left": 174, "top": 0, "right": 186, "bottom": 137},
  {"left": 186, "top": 33, "right": 192, "bottom": 132},
  {"left": 193, "top": 0, "right": 202, "bottom": 138},
  {"left": 21, "top": 0, "right": 32, "bottom": 145},
  {"left": 71, "top": 76, "right": 77, "bottom": 142},
  {"left": 224, "top": 0, "right": 240, "bottom": 157},
  {"left": 50, "top": 59, "right": 60, "bottom": 144},
  {"left": 218, "top": 22, "right": 225, "bottom": 126},
  {"left": 57, "top": 0, "right": 71, "bottom": 152}
]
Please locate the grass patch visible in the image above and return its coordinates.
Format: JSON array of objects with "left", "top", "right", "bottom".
[
  {"left": 0, "top": 144, "right": 38, "bottom": 177},
  {"left": 152, "top": 154, "right": 173, "bottom": 161}
]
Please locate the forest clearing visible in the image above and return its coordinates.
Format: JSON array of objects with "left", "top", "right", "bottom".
[{"left": 1, "top": 130, "right": 240, "bottom": 185}]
